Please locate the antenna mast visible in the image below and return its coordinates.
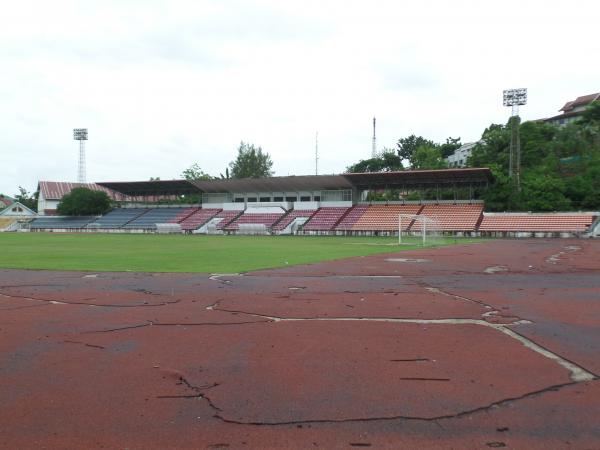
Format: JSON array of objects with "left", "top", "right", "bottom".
[
  {"left": 372, "top": 116, "right": 377, "bottom": 158},
  {"left": 73, "top": 128, "right": 88, "bottom": 183},
  {"left": 315, "top": 131, "right": 319, "bottom": 175}
]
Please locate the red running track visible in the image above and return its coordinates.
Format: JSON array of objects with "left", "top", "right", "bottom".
[{"left": 0, "top": 239, "right": 599, "bottom": 449}]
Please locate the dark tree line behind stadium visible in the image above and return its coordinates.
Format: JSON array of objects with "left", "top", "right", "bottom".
[
  {"left": 182, "top": 141, "right": 273, "bottom": 181},
  {"left": 347, "top": 101, "right": 600, "bottom": 211}
]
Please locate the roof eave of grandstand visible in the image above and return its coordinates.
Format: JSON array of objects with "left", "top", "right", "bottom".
[
  {"left": 97, "top": 180, "right": 199, "bottom": 196},
  {"left": 191, "top": 174, "right": 352, "bottom": 194},
  {"left": 96, "top": 168, "right": 492, "bottom": 196},
  {"left": 343, "top": 168, "right": 493, "bottom": 187}
]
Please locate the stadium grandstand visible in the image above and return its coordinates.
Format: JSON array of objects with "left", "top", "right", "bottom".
[{"left": 25, "top": 169, "right": 599, "bottom": 237}]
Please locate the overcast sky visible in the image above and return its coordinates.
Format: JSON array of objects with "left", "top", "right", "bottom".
[{"left": 1, "top": 0, "right": 599, "bottom": 195}]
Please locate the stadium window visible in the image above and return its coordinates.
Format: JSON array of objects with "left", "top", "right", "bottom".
[
  {"left": 285, "top": 196, "right": 297, "bottom": 202},
  {"left": 259, "top": 197, "right": 271, "bottom": 202},
  {"left": 234, "top": 198, "right": 245, "bottom": 203},
  {"left": 313, "top": 196, "right": 321, "bottom": 201},
  {"left": 300, "top": 196, "right": 311, "bottom": 201},
  {"left": 247, "top": 197, "right": 257, "bottom": 202},
  {"left": 273, "top": 196, "right": 284, "bottom": 202}
]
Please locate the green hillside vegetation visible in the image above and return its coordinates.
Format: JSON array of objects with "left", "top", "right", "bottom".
[
  {"left": 469, "top": 101, "right": 600, "bottom": 211},
  {"left": 346, "top": 101, "right": 600, "bottom": 212}
]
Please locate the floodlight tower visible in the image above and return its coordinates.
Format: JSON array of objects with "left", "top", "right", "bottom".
[
  {"left": 503, "top": 88, "right": 527, "bottom": 190},
  {"left": 73, "top": 128, "right": 88, "bottom": 183},
  {"left": 315, "top": 131, "right": 319, "bottom": 175},
  {"left": 372, "top": 116, "right": 377, "bottom": 158}
]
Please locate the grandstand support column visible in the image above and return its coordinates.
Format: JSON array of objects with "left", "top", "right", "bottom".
[{"left": 351, "top": 186, "right": 359, "bottom": 205}]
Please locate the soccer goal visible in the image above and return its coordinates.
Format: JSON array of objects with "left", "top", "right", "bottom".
[{"left": 398, "top": 214, "right": 442, "bottom": 246}]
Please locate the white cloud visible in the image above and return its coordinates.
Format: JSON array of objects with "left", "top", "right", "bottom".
[{"left": 1, "top": 0, "right": 599, "bottom": 195}]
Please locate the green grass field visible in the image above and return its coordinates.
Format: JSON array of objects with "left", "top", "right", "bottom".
[{"left": 0, "top": 233, "right": 477, "bottom": 273}]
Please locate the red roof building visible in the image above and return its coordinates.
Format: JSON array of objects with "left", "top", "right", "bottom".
[
  {"left": 545, "top": 92, "right": 599, "bottom": 126},
  {"left": 37, "top": 181, "right": 128, "bottom": 216}
]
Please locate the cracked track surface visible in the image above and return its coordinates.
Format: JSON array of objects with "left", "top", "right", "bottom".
[{"left": 0, "top": 239, "right": 599, "bottom": 449}]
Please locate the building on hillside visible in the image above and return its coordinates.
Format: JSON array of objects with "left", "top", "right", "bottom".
[
  {"left": 544, "top": 92, "right": 599, "bottom": 126},
  {"left": 446, "top": 142, "right": 479, "bottom": 168}
]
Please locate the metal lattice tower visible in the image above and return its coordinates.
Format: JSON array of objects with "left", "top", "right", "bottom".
[
  {"left": 315, "top": 131, "right": 319, "bottom": 175},
  {"left": 372, "top": 116, "right": 377, "bottom": 158},
  {"left": 73, "top": 128, "right": 88, "bottom": 183},
  {"left": 503, "top": 89, "right": 527, "bottom": 190}
]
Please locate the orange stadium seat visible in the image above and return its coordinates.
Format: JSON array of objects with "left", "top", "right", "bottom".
[
  {"left": 479, "top": 214, "right": 595, "bottom": 232},
  {"left": 415, "top": 204, "right": 484, "bottom": 231},
  {"left": 351, "top": 205, "right": 423, "bottom": 231}
]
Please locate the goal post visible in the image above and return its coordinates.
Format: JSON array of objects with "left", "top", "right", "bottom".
[{"left": 399, "top": 214, "right": 442, "bottom": 246}]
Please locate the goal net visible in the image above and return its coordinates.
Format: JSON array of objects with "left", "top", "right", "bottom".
[
  {"left": 398, "top": 214, "right": 443, "bottom": 246},
  {"left": 156, "top": 223, "right": 182, "bottom": 234}
]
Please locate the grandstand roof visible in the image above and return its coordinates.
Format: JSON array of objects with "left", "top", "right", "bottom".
[
  {"left": 97, "top": 180, "right": 199, "bottom": 196},
  {"left": 96, "top": 168, "right": 492, "bottom": 196},
  {"left": 38, "top": 181, "right": 127, "bottom": 201},
  {"left": 344, "top": 168, "right": 492, "bottom": 188},
  {"left": 190, "top": 175, "right": 352, "bottom": 193}
]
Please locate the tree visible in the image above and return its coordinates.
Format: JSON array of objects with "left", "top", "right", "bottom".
[
  {"left": 468, "top": 123, "right": 511, "bottom": 170},
  {"left": 181, "top": 163, "right": 213, "bottom": 181},
  {"left": 219, "top": 168, "right": 230, "bottom": 179},
  {"left": 439, "top": 137, "right": 462, "bottom": 159},
  {"left": 579, "top": 101, "right": 600, "bottom": 125},
  {"left": 411, "top": 145, "right": 447, "bottom": 169},
  {"left": 57, "top": 188, "right": 112, "bottom": 216},
  {"left": 520, "top": 172, "right": 571, "bottom": 211},
  {"left": 346, "top": 148, "right": 403, "bottom": 173},
  {"left": 14, "top": 186, "right": 38, "bottom": 212},
  {"left": 229, "top": 142, "right": 274, "bottom": 179},
  {"left": 396, "top": 135, "right": 437, "bottom": 166},
  {"left": 519, "top": 120, "right": 557, "bottom": 168}
]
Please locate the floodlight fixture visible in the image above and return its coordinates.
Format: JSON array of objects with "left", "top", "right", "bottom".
[
  {"left": 73, "top": 128, "right": 88, "bottom": 140},
  {"left": 503, "top": 88, "right": 527, "bottom": 116}
]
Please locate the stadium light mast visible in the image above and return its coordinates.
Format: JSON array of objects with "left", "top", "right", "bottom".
[
  {"left": 503, "top": 88, "right": 527, "bottom": 190},
  {"left": 372, "top": 116, "right": 377, "bottom": 158},
  {"left": 73, "top": 128, "right": 88, "bottom": 183},
  {"left": 315, "top": 131, "right": 319, "bottom": 175}
]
